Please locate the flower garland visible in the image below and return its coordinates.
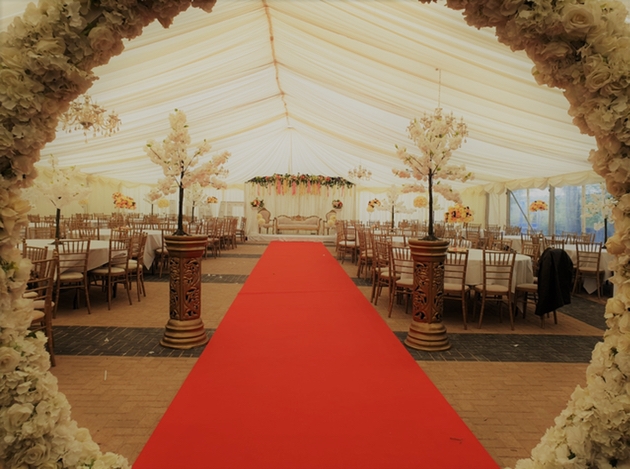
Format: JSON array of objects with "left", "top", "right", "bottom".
[
  {"left": 529, "top": 200, "right": 549, "bottom": 212},
  {"left": 2, "top": 0, "right": 630, "bottom": 467},
  {"left": 332, "top": 199, "right": 343, "bottom": 209},
  {"left": 112, "top": 192, "right": 136, "bottom": 210},
  {"left": 250, "top": 198, "right": 264, "bottom": 209},
  {"left": 445, "top": 203, "right": 474, "bottom": 223},
  {"left": 247, "top": 174, "right": 354, "bottom": 196},
  {"left": 0, "top": 1, "right": 215, "bottom": 468},
  {"left": 423, "top": 0, "right": 630, "bottom": 466}
]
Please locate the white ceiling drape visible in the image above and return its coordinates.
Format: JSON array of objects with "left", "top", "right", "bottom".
[{"left": 2, "top": 0, "right": 606, "bottom": 193}]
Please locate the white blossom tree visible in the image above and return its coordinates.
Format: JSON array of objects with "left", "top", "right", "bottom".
[
  {"left": 145, "top": 109, "right": 229, "bottom": 235},
  {"left": 394, "top": 108, "right": 472, "bottom": 240}
]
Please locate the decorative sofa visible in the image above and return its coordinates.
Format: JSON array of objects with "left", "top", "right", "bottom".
[{"left": 274, "top": 215, "right": 321, "bottom": 235}]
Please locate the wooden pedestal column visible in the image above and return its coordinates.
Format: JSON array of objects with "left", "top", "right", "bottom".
[
  {"left": 160, "top": 235, "right": 209, "bottom": 349},
  {"left": 405, "top": 239, "right": 451, "bottom": 351}
]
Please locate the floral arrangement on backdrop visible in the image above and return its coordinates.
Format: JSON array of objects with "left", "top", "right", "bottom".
[
  {"left": 0, "top": 0, "right": 223, "bottom": 466},
  {"left": 529, "top": 200, "right": 549, "bottom": 212},
  {"left": 207, "top": 196, "right": 218, "bottom": 204},
  {"left": 393, "top": 107, "right": 472, "bottom": 240},
  {"left": 445, "top": 203, "right": 474, "bottom": 224},
  {"left": 112, "top": 192, "right": 136, "bottom": 210},
  {"left": 2, "top": 0, "right": 630, "bottom": 467},
  {"left": 146, "top": 109, "right": 230, "bottom": 235},
  {"left": 413, "top": 195, "right": 428, "bottom": 209},
  {"left": 247, "top": 174, "right": 354, "bottom": 196},
  {"left": 332, "top": 199, "right": 343, "bottom": 209},
  {"left": 250, "top": 198, "right": 264, "bottom": 209},
  {"left": 367, "top": 198, "right": 381, "bottom": 213}
]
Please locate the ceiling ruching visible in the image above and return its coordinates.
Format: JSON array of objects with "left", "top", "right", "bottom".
[{"left": 3, "top": 0, "right": 603, "bottom": 192}]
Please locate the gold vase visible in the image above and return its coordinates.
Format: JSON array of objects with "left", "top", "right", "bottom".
[
  {"left": 405, "top": 238, "right": 451, "bottom": 351},
  {"left": 160, "top": 235, "right": 209, "bottom": 349}
]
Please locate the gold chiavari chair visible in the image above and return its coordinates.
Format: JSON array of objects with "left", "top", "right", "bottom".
[{"left": 473, "top": 250, "right": 517, "bottom": 329}]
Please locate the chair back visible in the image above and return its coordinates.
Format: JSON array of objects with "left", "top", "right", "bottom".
[
  {"left": 444, "top": 250, "right": 468, "bottom": 291},
  {"left": 56, "top": 239, "right": 90, "bottom": 274},
  {"left": 26, "top": 255, "right": 58, "bottom": 304},
  {"left": 109, "top": 237, "right": 131, "bottom": 271},
  {"left": 482, "top": 250, "right": 516, "bottom": 290},
  {"left": 258, "top": 208, "right": 271, "bottom": 224},
  {"left": 23, "top": 244, "right": 49, "bottom": 262},
  {"left": 131, "top": 232, "right": 148, "bottom": 266},
  {"left": 575, "top": 242, "right": 602, "bottom": 271},
  {"left": 390, "top": 246, "right": 413, "bottom": 280}
]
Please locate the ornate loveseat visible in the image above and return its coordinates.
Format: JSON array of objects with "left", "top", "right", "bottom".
[{"left": 274, "top": 215, "right": 321, "bottom": 235}]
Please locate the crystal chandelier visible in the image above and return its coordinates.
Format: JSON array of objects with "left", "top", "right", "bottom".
[
  {"left": 348, "top": 164, "right": 372, "bottom": 181},
  {"left": 59, "top": 94, "right": 121, "bottom": 141}
]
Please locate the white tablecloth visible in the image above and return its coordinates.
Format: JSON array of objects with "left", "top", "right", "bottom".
[{"left": 25, "top": 239, "right": 117, "bottom": 272}]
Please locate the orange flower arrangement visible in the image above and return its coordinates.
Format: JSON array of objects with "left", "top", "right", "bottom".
[
  {"left": 529, "top": 200, "right": 548, "bottom": 212},
  {"left": 444, "top": 203, "right": 473, "bottom": 223},
  {"left": 112, "top": 192, "right": 136, "bottom": 210}
]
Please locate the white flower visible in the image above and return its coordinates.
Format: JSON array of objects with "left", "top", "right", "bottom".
[{"left": 0, "top": 347, "right": 22, "bottom": 373}]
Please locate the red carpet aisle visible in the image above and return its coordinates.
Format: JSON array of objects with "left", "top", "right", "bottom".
[{"left": 134, "top": 242, "right": 499, "bottom": 469}]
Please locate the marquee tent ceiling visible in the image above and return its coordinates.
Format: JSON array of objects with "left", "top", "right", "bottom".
[{"left": 2, "top": 0, "right": 606, "bottom": 192}]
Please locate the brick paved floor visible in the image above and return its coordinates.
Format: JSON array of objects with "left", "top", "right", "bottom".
[{"left": 49, "top": 241, "right": 605, "bottom": 468}]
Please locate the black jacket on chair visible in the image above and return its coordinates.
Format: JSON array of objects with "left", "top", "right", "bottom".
[{"left": 535, "top": 248, "right": 574, "bottom": 317}]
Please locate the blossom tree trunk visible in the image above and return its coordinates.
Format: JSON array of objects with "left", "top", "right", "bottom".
[
  {"left": 55, "top": 207, "right": 61, "bottom": 240},
  {"left": 175, "top": 170, "right": 186, "bottom": 236},
  {"left": 426, "top": 170, "right": 436, "bottom": 240}
]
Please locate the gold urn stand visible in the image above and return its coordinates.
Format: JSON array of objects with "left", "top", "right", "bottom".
[
  {"left": 160, "top": 235, "right": 209, "bottom": 349},
  {"left": 405, "top": 239, "right": 451, "bottom": 351}
]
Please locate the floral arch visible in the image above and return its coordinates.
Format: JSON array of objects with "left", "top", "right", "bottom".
[{"left": 1, "top": 0, "right": 629, "bottom": 467}]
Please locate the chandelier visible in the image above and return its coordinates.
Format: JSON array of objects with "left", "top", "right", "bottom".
[
  {"left": 348, "top": 164, "right": 372, "bottom": 181},
  {"left": 59, "top": 94, "right": 121, "bottom": 141}
]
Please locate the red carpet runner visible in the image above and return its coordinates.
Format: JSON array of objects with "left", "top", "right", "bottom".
[{"left": 134, "top": 242, "right": 499, "bottom": 469}]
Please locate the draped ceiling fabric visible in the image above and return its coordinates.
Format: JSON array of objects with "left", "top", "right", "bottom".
[{"left": 1, "top": 0, "right": 612, "bottom": 201}]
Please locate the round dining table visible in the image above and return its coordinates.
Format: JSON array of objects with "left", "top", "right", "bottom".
[{"left": 462, "top": 248, "right": 533, "bottom": 291}]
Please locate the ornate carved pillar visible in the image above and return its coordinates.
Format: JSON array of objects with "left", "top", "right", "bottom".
[
  {"left": 405, "top": 239, "right": 451, "bottom": 351},
  {"left": 160, "top": 235, "right": 209, "bottom": 349}
]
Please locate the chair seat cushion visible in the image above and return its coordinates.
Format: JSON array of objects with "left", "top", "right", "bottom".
[
  {"left": 516, "top": 283, "right": 537, "bottom": 292},
  {"left": 127, "top": 260, "right": 140, "bottom": 269},
  {"left": 59, "top": 271, "right": 84, "bottom": 281},
  {"left": 91, "top": 266, "right": 126, "bottom": 275},
  {"left": 474, "top": 283, "right": 509, "bottom": 294},
  {"left": 444, "top": 283, "right": 469, "bottom": 293},
  {"left": 30, "top": 310, "right": 45, "bottom": 322}
]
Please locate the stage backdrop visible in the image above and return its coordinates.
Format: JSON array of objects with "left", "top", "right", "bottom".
[{"left": 244, "top": 176, "right": 356, "bottom": 236}]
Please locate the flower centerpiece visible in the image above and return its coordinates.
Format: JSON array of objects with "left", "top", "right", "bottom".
[
  {"left": 529, "top": 200, "right": 548, "bottom": 212},
  {"left": 445, "top": 203, "right": 474, "bottom": 224},
  {"left": 157, "top": 198, "right": 170, "bottom": 211},
  {"left": 367, "top": 198, "right": 381, "bottom": 213},
  {"left": 112, "top": 192, "right": 136, "bottom": 211},
  {"left": 145, "top": 109, "right": 230, "bottom": 235},
  {"left": 29, "top": 155, "right": 91, "bottom": 240},
  {"left": 207, "top": 196, "right": 218, "bottom": 204},
  {"left": 413, "top": 195, "right": 428, "bottom": 208},
  {"left": 394, "top": 108, "right": 472, "bottom": 240},
  {"left": 332, "top": 199, "right": 343, "bottom": 209},
  {"left": 250, "top": 197, "right": 264, "bottom": 209}
]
